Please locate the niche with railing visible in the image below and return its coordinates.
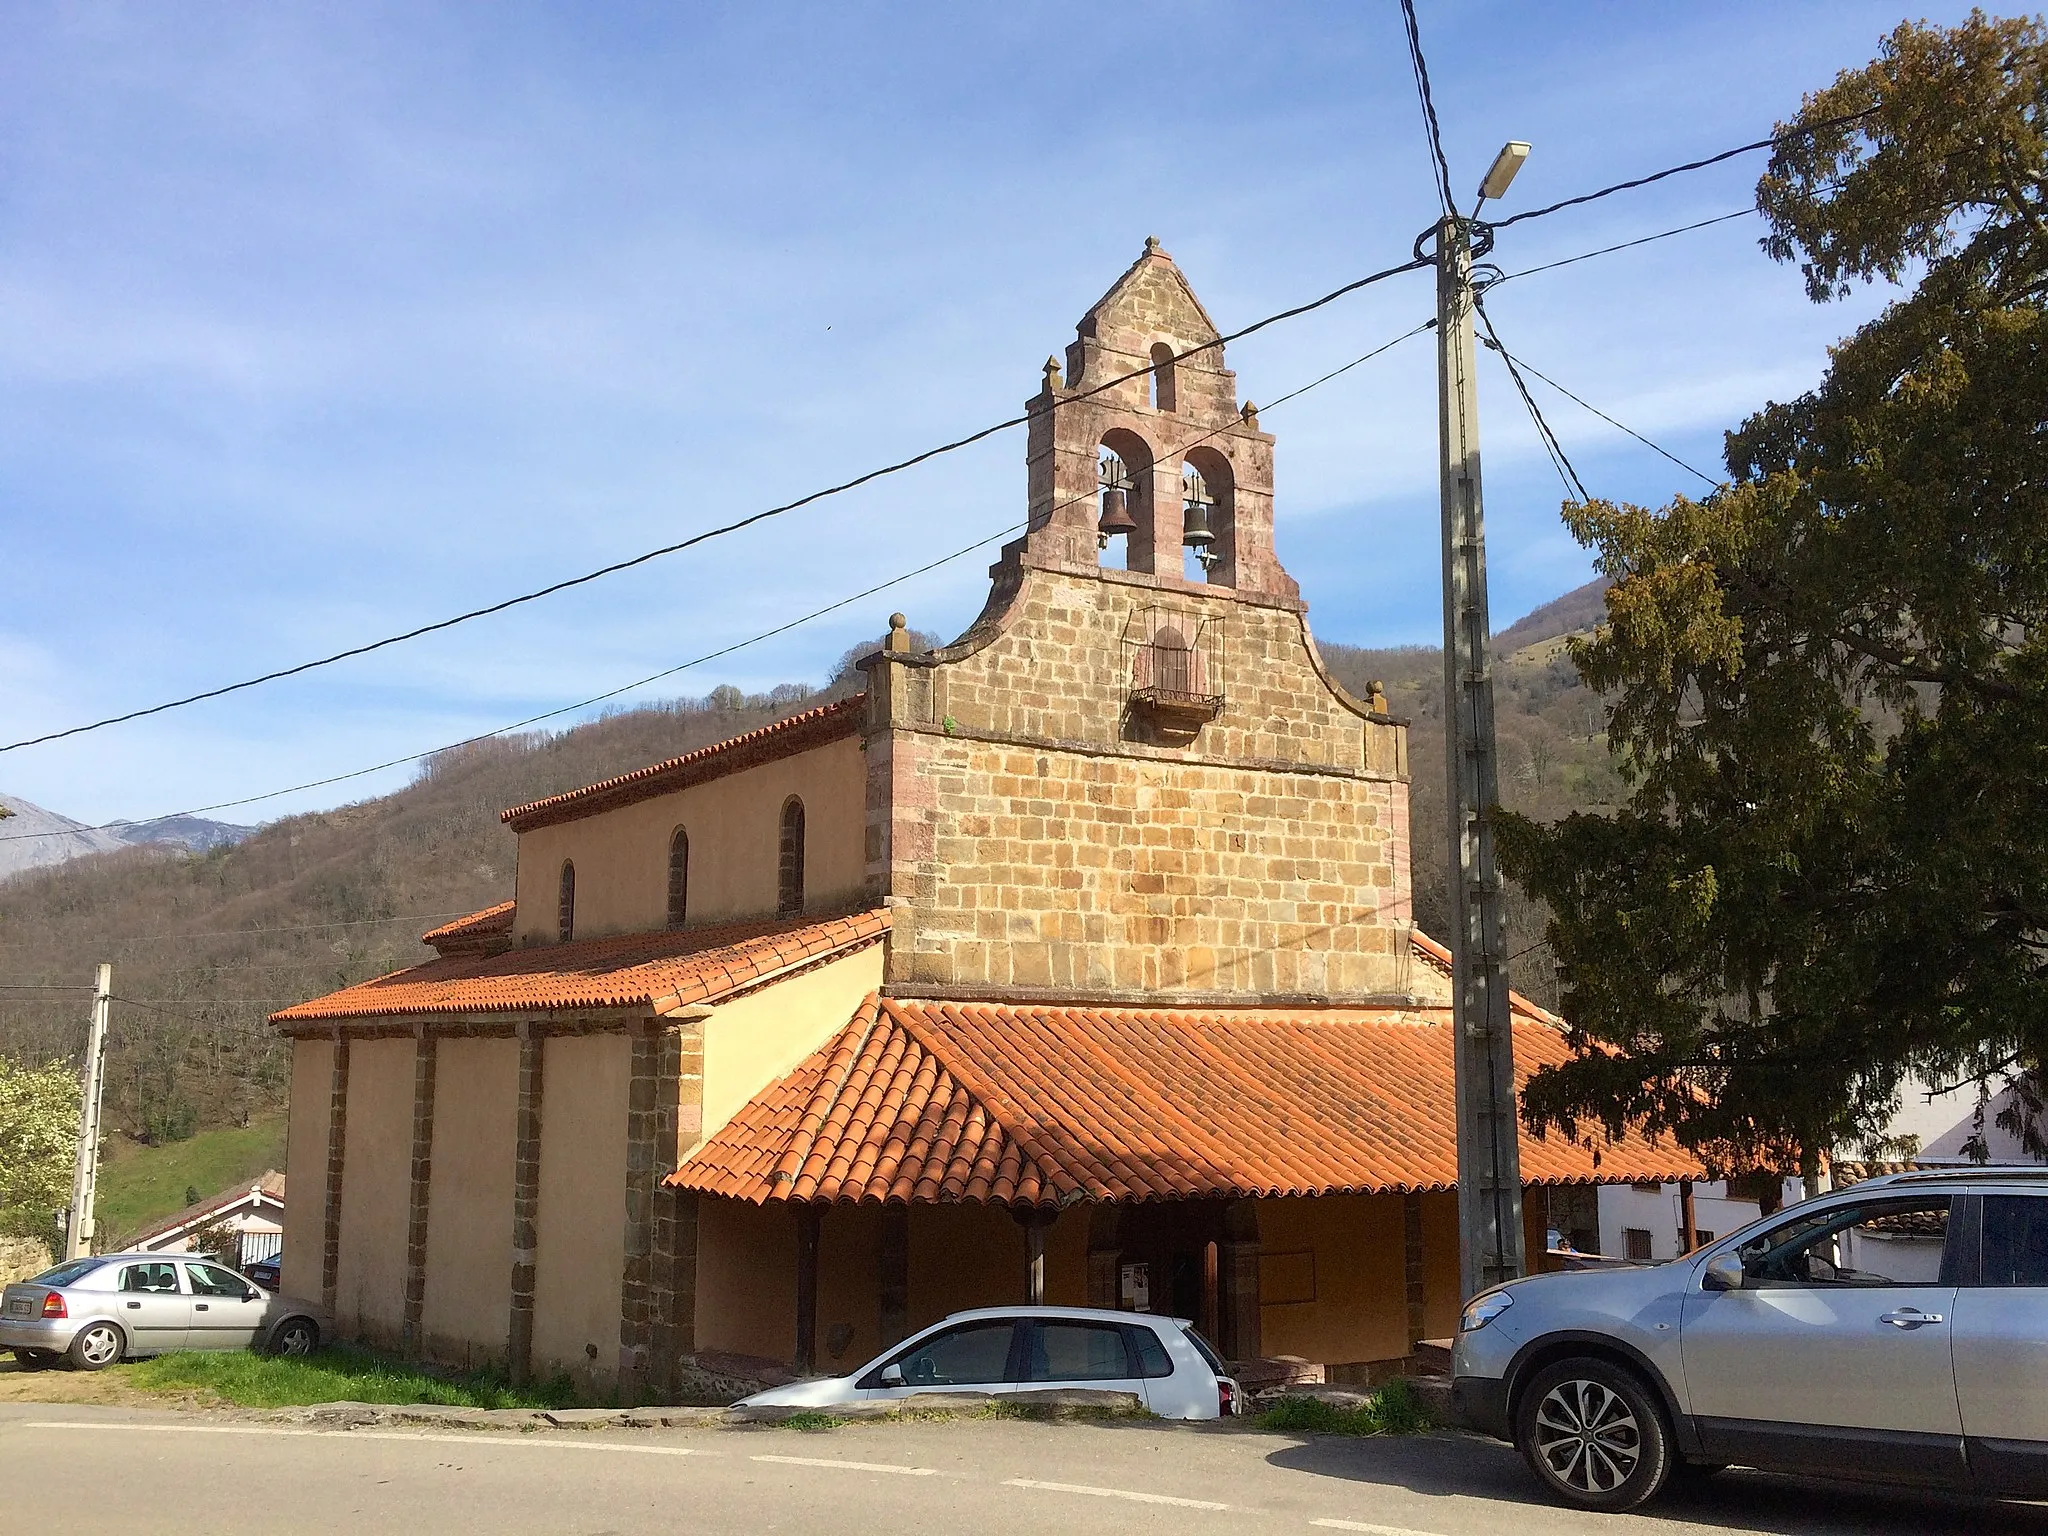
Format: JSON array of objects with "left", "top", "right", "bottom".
[{"left": 1123, "top": 607, "right": 1225, "bottom": 743}]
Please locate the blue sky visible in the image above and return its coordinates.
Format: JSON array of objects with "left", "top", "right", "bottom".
[{"left": 0, "top": 1, "right": 1979, "bottom": 825}]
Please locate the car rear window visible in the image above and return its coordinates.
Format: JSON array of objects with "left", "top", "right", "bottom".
[
  {"left": 1024, "top": 1322, "right": 1133, "bottom": 1382},
  {"left": 30, "top": 1259, "right": 103, "bottom": 1288},
  {"left": 1181, "top": 1325, "right": 1228, "bottom": 1374},
  {"left": 1125, "top": 1325, "right": 1175, "bottom": 1379}
]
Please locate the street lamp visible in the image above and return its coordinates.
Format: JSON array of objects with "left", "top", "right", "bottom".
[{"left": 1476, "top": 141, "right": 1531, "bottom": 204}]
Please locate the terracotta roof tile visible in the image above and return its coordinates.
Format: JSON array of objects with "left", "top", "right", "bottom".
[
  {"left": 673, "top": 994, "right": 1701, "bottom": 1206},
  {"left": 421, "top": 901, "right": 517, "bottom": 957},
  {"left": 270, "top": 909, "right": 889, "bottom": 1027},
  {"left": 500, "top": 695, "right": 864, "bottom": 832}
]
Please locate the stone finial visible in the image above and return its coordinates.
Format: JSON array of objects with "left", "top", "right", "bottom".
[
  {"left": 1042, "top": 356, "right": 1063, "bottom": 393},
  {"left": 887, "top": 613, "right": 911, "bottom": 654},
  {"left": 1144, "top": 235, "right": 1163, "bottom": 255},
  {"left": 1240, "top": 400, "right": 1260, "bottom": 430},
  {"left": 1368, "top": 679, "right": 1389, "bottom": 715}
]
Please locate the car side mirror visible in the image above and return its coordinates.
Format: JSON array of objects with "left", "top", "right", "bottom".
[
  {"left": 1702, "top": 1252, "right": 1745, "bottom": 1292},
  {"left": 244, "top": 1287, "right": 262, "bottom": 1302},
  {"left": 880, "top": 1364, "right": 905, "bottom": 1387}
]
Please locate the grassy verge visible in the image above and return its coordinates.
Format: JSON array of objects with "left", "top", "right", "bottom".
[
  {"left": 1259, "top": 1380, "right": 1430, "bottom": 1437},
  {"left": 95, "top": 1118, "right": 287, "bottom": 1243},
  {"left": 123, "top": 1346, "right": 576, "bottom": 1411}
]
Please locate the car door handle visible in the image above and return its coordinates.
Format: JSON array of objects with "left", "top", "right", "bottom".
[
  {"left": 1879, "top": 1309, "right": 1944, "bottom": 1328},
  {"left": 194, "top": 1304, "right": 209, "bottom": 1312},
  {"left": 125, "top": 1301, "right": 140, "bottom": 1309}
]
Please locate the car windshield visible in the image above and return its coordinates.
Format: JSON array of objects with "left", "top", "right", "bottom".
[
  {"left": 30, "top": 1259, "right": 104, "bottom": 1288},
  {"left": 1181, "top": 1325, "right": 1227, "bottom": 1374}
]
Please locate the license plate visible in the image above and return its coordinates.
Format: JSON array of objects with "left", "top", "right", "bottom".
[{"left": 4, "top": 1299, "right": 31, "bottom": 1316}]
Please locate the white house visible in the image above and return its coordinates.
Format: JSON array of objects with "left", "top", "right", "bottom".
[{"left": 126, "top": 1171, "right": 286, "bottom": 1270}]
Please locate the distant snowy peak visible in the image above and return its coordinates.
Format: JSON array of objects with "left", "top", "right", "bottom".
[{"left": 0, "top": 794, "right": 253, "bottom": 879}]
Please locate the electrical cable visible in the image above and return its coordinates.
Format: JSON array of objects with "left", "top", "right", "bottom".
[
  {"left": 0, "top": 254, "right": 1431, "bottom": 758},
  {"left": 1471, "top": 296, "right": 1589, "bottom": 503},
  {"left": 0, "top": 911, "right": 479, "bottom": 946},
  {"left": 1479, "top": 337, "right": 1718, "bottom": 488},
  {"left": 1486, "top": 105, "right": 1879, "bottom": 232},
  {"left": 0, "top": 318, "right": 1435, "bottom": 848},
  {"left": 1494, "top": 208, "right": 1755, "bottom": 285},
  {"left": 1398, "top": 0, "right": 1457, "bottom": 216}
]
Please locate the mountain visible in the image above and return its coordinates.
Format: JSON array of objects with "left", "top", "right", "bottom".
[
  {"left": 0, "top": 584, "right": 1616, "bottom": 1148},
  {"left": 0, "top": 794, "right": 131, "bottom": 879},
  {"left": 115, "top": 814, "right": 256, "bottom": 853}
]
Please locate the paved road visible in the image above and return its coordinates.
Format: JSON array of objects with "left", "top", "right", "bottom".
[{"left": 4, "top": 1403, "right": 2045, "bottom": 1536}]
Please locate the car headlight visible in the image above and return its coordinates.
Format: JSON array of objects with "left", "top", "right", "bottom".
[{"left": 1460, "top": 1289, "right": 1514, "bottom": 1333}]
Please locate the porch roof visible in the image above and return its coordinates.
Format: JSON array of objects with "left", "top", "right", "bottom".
[{"left": 670, "top": 991, "right": 1702, "bottom": 1207}]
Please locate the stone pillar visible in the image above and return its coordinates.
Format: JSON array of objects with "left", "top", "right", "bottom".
[
  {"left": 507, "top": 1026, "right": 545, "bottom": 1385},
  {"left": 621, "top": 1022, "right": 688, "bottom": 1404},
  {"left": 878, "top": 1204, "right": 910, "bottom": 1349},
  {"left": 1015, "top": 1208, "right": 1054, "bottom": 1304},
  {"left": 653, "top": 1187, "right": 699, "bottom": 1399},
  {"left": 400, "top": 1027, "right": 438, "bottom": 1358},
  {"left": 1403, "top": 1192, "right": 1427, "bottom": 1349},
  {"left": 320, "top": 1030, "right": 351, "bottom": 1311},
  {"left": 1222, "top": 1199, "right": 1261, "bottom": 1363}
]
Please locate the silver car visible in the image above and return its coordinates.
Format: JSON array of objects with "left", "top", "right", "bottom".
[
  {"left": 739, "top": 1305, "right": 1244, "bottom": 1419},
  {"left": 1, "top": 1253, "right": 327, "bottom": 1371},
  {"left": 1451, "top": 1168, "right": 2048, "bottom": 1511}
]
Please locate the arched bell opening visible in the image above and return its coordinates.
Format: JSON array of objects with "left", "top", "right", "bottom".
[
  {"left": 1180, "top": 446, "right": 1236, "bottom": 586},
  {"left": 1096, "top": 428, "right": 1154, "bottom": 572},
  {"left": 1148, "top": 342, "right": 1177, "bottom": 413}
]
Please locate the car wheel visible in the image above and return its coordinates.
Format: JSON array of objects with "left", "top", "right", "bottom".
[
  {"left": 1514, "top": 1357, "right": 1672, "bottom": 1512},
  {"left": 12, "top": 1347, "right": 59, "bottom": 1370},
  {"left": 67, "top": 1322, "right": 125, "bottom": 1372},
  {"left": 269, "top": 1317, "right": 319, "bottom": 1357}
]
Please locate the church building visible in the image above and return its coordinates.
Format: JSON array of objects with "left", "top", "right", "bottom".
[{"left": 272, "top": 242, "right": 1693, "bottom": 1401}]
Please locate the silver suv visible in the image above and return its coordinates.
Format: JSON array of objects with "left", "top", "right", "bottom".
[{"left": 1451, "top": 1168, "right": 2048, "bottom": 1511}]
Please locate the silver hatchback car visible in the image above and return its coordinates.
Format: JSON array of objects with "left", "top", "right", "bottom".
[
  {"left": 1, "top": 1253, "right": 327, "bottom": 1370},
  {"left": 1452, "top": 1168, "right": 2048, "bottom": 1511}
]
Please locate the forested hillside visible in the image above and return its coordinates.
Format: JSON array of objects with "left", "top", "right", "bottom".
[{"left": 0, "top": 590, "right": 1612, "bottom": 1161}]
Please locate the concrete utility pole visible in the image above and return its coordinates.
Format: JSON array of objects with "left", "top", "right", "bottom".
[
  {"left": 1433, "top": 142, "right": 1532, "bottom": 1302},
  {"left": 64, "top": 964, "right": 112, "bottom": 1261}
]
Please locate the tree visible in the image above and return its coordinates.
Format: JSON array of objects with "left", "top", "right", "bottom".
[
  {"left": 0, "top": 1056, "right": 79, "bottom": 1243},
  {"left": 1497, "top": 14, "right": 2048, "bottom": 1175}
]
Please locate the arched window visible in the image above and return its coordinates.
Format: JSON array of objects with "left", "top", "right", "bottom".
[
  {"left": 557, "top": 860, "right": 576, "bottom": 943},
  {"left": 1149, "top": 342, "right": 1176, "bottom": 413},
  {"left": 666, "top": 828, "right": 689, "bottom": 930},
  {"left": 777, "top": 797, "right": 806, "bottom": 917}
]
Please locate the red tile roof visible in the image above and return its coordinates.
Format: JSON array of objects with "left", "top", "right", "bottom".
[
  {"left": 1408, "top": 929, "right": 1562, "bottom": 1026},
  {"left": 673, "top": 993, "right": 1701, "bottom": 1206},
  {"left": 128, "top": 1171, "right": 286, "bottom": 1248},
  {"left": 501, "top": 695, "right": 865, "bottom": 832},
  {"left": 422, "top": 901, "right": 516, "bottom": 957},
  {"left": 270, "top": 909, "right": 889, "bottom": 1028}
]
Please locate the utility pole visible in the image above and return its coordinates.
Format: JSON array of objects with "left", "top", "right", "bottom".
[
  {"left": 64, "top": 964, "right": 112, "bottom": 1261},
  {"left": 1433, "top": 142, "right": 1531, "bottom": 1301}
]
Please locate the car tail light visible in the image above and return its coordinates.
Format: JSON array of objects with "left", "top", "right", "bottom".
[
  {"left": 1217, "top": 1378, "right": 1237, "bottom": 1416},
  {"left": 41, "top": 1292, "right": 66, "bottom": 1319}
]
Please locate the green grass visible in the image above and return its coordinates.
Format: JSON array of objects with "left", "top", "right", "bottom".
[
  {"left": 122, "top": 1345, "right": 576, "bottom": 1411},
  {"left": 1260, "top": 1380, "right": 1430, "bottom": 1437},
  {"left": 95, "top": 1118, "right": 287, "bottom": 1244},
  {"left": 775, "top": 1411, "right": 847, "bottom": 1431}
]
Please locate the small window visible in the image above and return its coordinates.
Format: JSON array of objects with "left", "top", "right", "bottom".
[
  {"left": 1979, "top": 1196, "right": 2048, "bottom": 1287},
  {"left": 118, "top": 1262, "right": 181, "bottom": 1294},
  {"left": 1693, "top": 1229, "right": 1716, "bottom": 1248},
  {"left": 185, "top": 1263, "right": 247, "bottom": 1297},
  {"left": 1624, "top": 1228, "right": 1654, "bottom": 1263},
  {"left": 777, "top": 797, "right": 806, "bottom": 917},
  {"left": 1149, "top": 342, "right": 1176, "bottom": 412},
  {"left": 892, "top": 1321, "right": 1017, "bottom": 1387},
  {"left": 557, "top": 860, "right": 576, "bottom": 943},
  {"left": 1631, "top": 1180, "right": 1663, "bottom": 1195},
  {"left": 667, "top": 828, "right": 690, "bottom": 930},
  {"left": 1026, "top": 1322, "right": 1134, "bottom": 1382},
  {"left": 1736, "top": 1197, "right": 1952, "bottom": 1287},
  {"left": 1126, "top": 1325, "right": 1176, "bottom": 1379}
]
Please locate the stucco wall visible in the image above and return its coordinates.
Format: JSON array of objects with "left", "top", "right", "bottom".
[
  {"left": 333, "top": 1037, "right": 414, "bottom": 1348},
  {"left": 420, "top": 1036, "right": 519, "bottom": 1368},
  {"left": 908, "top": 1203, "right": 1028, "bottom": 1331},
  {"left": 1256, "top": 1194, "right": 1409, "bottom": 1367},
  {"left": 531, "top": 1032, "right": 630, "bottom": 1392},
  {"left": 874, "top": 567, "right": 1414, "bottom": 1001},
  {"left": 695, "top": 1196, "right": 795, "bottom": 1361},
  {"left": 512, "top": 735, "right": 867, "bottom": 944},
  {"left": 699, "top": 945, "right": 883, "bottom": 1141},
  {"left": 282, "top": 1037, "right": 332, "bottom": 1301}
]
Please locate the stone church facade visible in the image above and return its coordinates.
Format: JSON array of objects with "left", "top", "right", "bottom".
[{"left": 274, "top": 243, "right": 1691, "bottom": 1401}]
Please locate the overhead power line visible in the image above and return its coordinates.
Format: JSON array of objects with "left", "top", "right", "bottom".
[
  {"left": 0, "top": 254, "right": 1433, "bottom": 759},
  {"left": 1471, "top": 297, "right": 1589, "bottom": 504},
  {"left": 1398, "top": 0, "right": 1457, "bottom": 216},
  {"left": 0, "top": 318, "right": 1435, "bottom": 845},
  {"left": 1486, "top": 105, "right": 1880, "bottom": 232},
  {"left": 1480, "top": 339, "right": 1719, "bottom": 488},
  {"left": 1496, "top": 208, "right": 1756, "bottom": 285}
]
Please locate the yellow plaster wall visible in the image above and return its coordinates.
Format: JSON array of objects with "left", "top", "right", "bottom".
[
  {"left": 420, "top": 1036, "right": 518, "bottom": 1368},
  {"left": 815, "top": 1203, "right": 883, "bottom": 1372},
  {"left": 699, "top": 945, "right": 883, "bottom": 1141},
  {"left": 908, "top": 1204, "right": 1027, "bottom": 1331},
  {"left": 694, "top": 1196, "right": 796, "bottom": 1362},
  {"left": 281, "top": 1037, "right": 333, "bottom": 1301},
  {"left": 1255, "top": 1194, "right": 1409, "bottom": 1366},
  {"left": 532, "top": 1033, "right": 630, "bottom": 1392},
  {"left": 512, "top": 735, "right": 867, "bottom": 944},
  {"left": 1419, "top": 1190, "right": 1462, "bottom": 1341},
  {"left": 333, "top": 1037, "right": 415, "bottom": 1348}
]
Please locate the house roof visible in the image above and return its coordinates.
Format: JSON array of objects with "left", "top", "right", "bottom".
[
  {"left": 672, "top": 992, "right": 1701, "bottom": 1207},
  {"left": 270, "top": 909, "right": 890, "bottom": 1028},
  {"left": 422, "top": 901, "right": 515, "bottom": 957},
  {"left": 500, "top": 694, "right": 865, "bottom": 833},
  {"left": 129, "top": 1171, "right": 286, "bottom": 1248}
]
